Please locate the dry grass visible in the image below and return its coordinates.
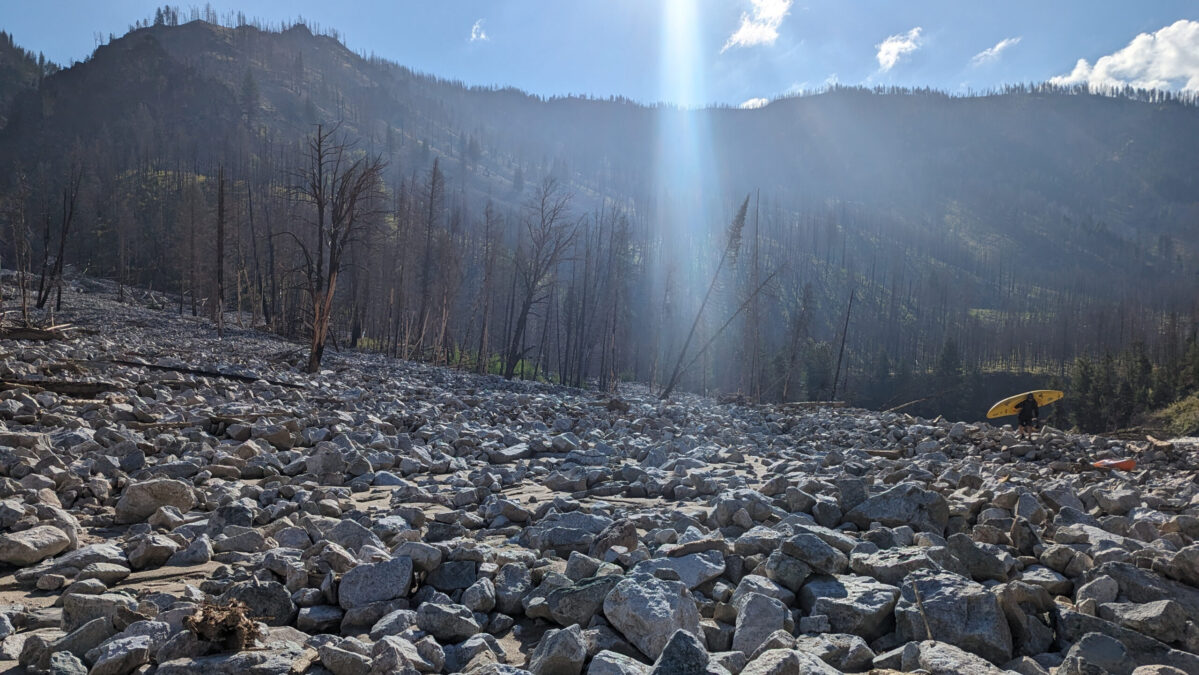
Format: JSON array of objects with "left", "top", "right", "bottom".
[{"left": 183, "top": 600, "right": 263, "bottom": 652}]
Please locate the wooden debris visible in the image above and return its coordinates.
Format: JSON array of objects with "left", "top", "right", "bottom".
[
  {"left": 0, "top": 324, "right": 72, "bottom": 341},
  {"left": 0, "top": 378, "right": 119, "bottom": 397},
  {"left": 1146, "top": 435, "right": 1174, "bottom": 452},
  {"left": 103, "top": 357, "right": 301, "bottom": 388}
]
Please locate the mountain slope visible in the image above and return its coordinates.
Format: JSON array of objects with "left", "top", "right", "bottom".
[{"left": 0, "top": 19, "right": 1196, "bottom": 420}]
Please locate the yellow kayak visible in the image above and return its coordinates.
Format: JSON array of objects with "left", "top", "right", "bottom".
[{"left": 986, "top": 389, "right": 1063, "bottom": 419}]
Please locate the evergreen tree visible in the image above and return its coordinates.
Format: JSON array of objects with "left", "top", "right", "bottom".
[{"left": 1070, "top": 356, "right": 1099, "bottom": 432}]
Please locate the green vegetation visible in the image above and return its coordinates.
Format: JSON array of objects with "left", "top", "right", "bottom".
[
  {"left": 1147, "top": 393, "right": 1199, "bottom": 438},
  {"left": 1066, "top": 338, "right": 1199, "bottom": 434}
]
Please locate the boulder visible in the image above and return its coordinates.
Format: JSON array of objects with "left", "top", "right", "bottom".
[
  {"left": 338, "top": 556, "right": 413, "bottom": 609},
  {"left": 115, "top": 480, "right": 196, "bottom": 524},
  {"left": 798, "top": 574, "right": 899, "bottom": 642},
  {"left": 528, "top": 624, "right": 587, "bottom": 675},
  {"left": 0, "top": 526, "right": 71, "bottom": 566},
  {"left": 844, "top": 483, "right": 949, "bottom": 534},
  {"left": 603, "top": 573, "right": 702, "bottom": 660},
  {"left": 895, "top": 569, "right": 1012, "bottom": 665}
]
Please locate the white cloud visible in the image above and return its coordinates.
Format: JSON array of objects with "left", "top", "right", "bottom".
[
  {"left": 722, "top": 0, "right": 793, "bottom": 53},
  {"left": 1049, "top": 20, "right": 1199, "bottom": 92},
  {"left": 739, "top": 97, "right": 769, "bottom": 109},
  {"left": 469, "top": 19, "right": 488, "bottom": 42},
  {"left": 971, "top": 37, "right": 1021, "bottom": 66},
  {"left": 876, "top": 27, "right": 922, "bottom": 72}
]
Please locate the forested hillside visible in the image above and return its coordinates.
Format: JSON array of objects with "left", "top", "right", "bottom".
[
  {"left": 1, "top": 13, "right": 1197, "bottom": 429},
  {"left": 0, "top": 30, "right": 56, "bottom": 127}
]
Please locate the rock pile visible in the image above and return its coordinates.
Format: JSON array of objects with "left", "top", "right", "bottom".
[{"left": 0, "top": 277, "right": 1197, "bottom": 674}]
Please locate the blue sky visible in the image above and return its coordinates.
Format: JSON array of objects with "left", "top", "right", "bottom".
[{"left": 5, "top": 1, "right": 1199, "bottom": 106}]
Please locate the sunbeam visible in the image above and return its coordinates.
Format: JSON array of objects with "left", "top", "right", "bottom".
[{"left": 652, "top": 0, "right": 723, "bottom": 373}]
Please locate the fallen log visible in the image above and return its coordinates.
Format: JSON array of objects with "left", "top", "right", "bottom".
[
  {"left": 0, "top": 325, "right": 71, "bottom": 341},
  {"left": 0, "top": 378, "right": 119, "bottom": 397},
  {"left": 102, "top": 358, "right": 302, "bottom": 389}
]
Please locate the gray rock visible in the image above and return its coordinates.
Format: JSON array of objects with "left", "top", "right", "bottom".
[
  {"left": 0, "top": 526, "right": 71, "bottom": 566},
  {"left": 371, "top": 635, "right": 439, "bottom": 673},
  {"left": 77, "top": 563, "right": 131, "bottom": 586},
  {"left": 792, "top": 633, "right": 874, "bottom": 672},
  {"left": 338, "top": 556, "right": 413, "bottom": 609},
  {"left": 650, "top": 629, "right": 725, "bottom": 675},
  {"left": 416, "top": 602, "right": 481, "bottom": 643},
  {"left": 62, "top": 593, "right": 136, "bottom": 633},
  {"left": 318, "top": 644, "right": 372, "bottom": 675},
  {"left": 738, "top": 648, "right": 841, "bottom": 675},
  {"left": 463, "top": 578, "right": 497, "bottom": 613},
  {"left": 1077, "top": 575, "right": 1119, "bottom": 605},
  {"left": 495, "top": 563, "right": 533, "bottom": 615},
  {"left": 1055, "top": 608, "right": 1199, "bottom": 673},
  {"left": 128, "top": 534, "right": 179, "bottom": 569},
  {"left": 844, "top": 483, "right": 949, "bottom": 534},
  {"left": 167, "top": 534, "right": 213, "bottom": 566},
  {"left": 590, "top": 650, "right": 651, "bottom": 675},
  {"left": 947, "top": 534, "right": 1013, "bottom": 582},
  {"left": 47, "top": 651, "right": 88, "bottom": 675},
  {"left": 1099, "top": 600, "right": 1188, "bottom": 644},
  {"left": 912, "top": 640, "right": 1012, "bottom": 675},
  {"left": 156, "top": 641, "right": 307, "bottom": 675},
  {"left": 115, "top": 479, "right": 196, "bottom": 524},
  {"left": 895, "top": 569, "right": 1013, "bottom": 665},
  {"left": 1059, "top": 632, "right": 1134, "bottom": 675},
  {"left": 297, "top": 605, "right": 345, "bottom": 634},
  {"left": 427, "top": 560, "right": 477, "bottom": 591},
  {"left": 762, "top": 551, "right": 811, "bottom": 593},
  {"left": 780, "top": 534, "right": 847, "bottom": 575},
  {"left": 849, "top": 546, "right": 945, "bottom": 586},
  {"left": 798, "top": 574, "right": 899, "bottom": 642},
  {"left": 604, "top": 573, "right": 702, "bottom": 660},
  {"left": 732, "top": 593, "right": 786, "bottom": 656},
  {"left": 86, "top": 634, "right": 153, "bottom": 675},
  {"left": 547, "top": 575, "right": 622, "bottom": 628},
  {"left": 633, "top": 551, "right": 726, "bottom": 590},
  {"left": 218, "top": 580, "right": 296, "bottom": 626},
  {"left": 528, "top": 624, "right": 587, "bottom": 675}
]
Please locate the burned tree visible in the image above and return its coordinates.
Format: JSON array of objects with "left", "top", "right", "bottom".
[
  {"left": 290, "top": 124, "right": 386, "bottom": 373},
  {"left": 36, "top": 163, "right": 83, "bottom": 312},
  {"left": 504, "top": 177, "right": 576, "bottom": 380}
]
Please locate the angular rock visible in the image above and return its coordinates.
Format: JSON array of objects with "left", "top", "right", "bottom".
[
  {"left": 798, "top": 574, "right": 899, "bottom": 642},
  {"left": 528, "top": 624, "right": 587, "bottom": 675},
  {"left": 338, "top": 556, "right": 413, "bottom": 609},
  {"left": 115, "top": 479, "right": 196, "bottom": 524},
  {"left": 604, "top": 573, "right": 702, "bottom": 660},
  {"left": 0, "top": 526, "right": 71, "bottom": 566},
  {"left": 844, "top": 483, "right": 949, "bottom": 534},
  {"left": 895, "top": 569, "right": 1012, "bottom": 665}
]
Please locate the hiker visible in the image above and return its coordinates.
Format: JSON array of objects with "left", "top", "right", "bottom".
[{"left": 1015, "top": 393, "right": 1039, "bottom": 439}]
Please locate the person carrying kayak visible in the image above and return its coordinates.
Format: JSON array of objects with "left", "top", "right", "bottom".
[{"left": 1015, "top": 393, "right": 1039, "bottom": 439}]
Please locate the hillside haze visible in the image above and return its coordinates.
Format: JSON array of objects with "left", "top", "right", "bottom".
[{"left": 2, "top": 18, "right": 1198, "bottom": 425}]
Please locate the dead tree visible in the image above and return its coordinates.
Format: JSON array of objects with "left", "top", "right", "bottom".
[
  {"left": 36, "top": 166, "right": 82, "bottom": 311},
  {"left": 4, "top": 167, "right": 32, "bottom": 324},
  {"left": 504, "top": 177, "right": 575, "bottom": 379},
  {"left": 474, "top": 201, "right": 499, "bottom": 374},
  {"left": 215, "top": 165, "right": 226, "bottom": 337},
  {"left": 659, "top": 195, "right": 749, "bottom": 400},
  {"left": 412, "top": 158, "right": 444, "bottom": 358},
  {"left": 290, "top": 124, "right": 387, "bottom": 373}
]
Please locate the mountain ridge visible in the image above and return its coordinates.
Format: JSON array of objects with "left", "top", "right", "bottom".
[{"left": 0, "top": 18, "right": 1196, "bottom": 424}]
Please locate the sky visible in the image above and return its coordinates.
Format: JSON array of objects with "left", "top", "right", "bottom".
[{"left": 4, "top": 1, "right": 1199, "bottom": 107}]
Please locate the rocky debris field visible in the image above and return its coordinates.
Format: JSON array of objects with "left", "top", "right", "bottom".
[{"left": 0, "top": 278, "right": 1198, "bottom": 675}]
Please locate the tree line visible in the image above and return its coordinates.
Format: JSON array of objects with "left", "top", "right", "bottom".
[{"left": 1, "top": 16, "right": 1197, "bottom": 431}]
